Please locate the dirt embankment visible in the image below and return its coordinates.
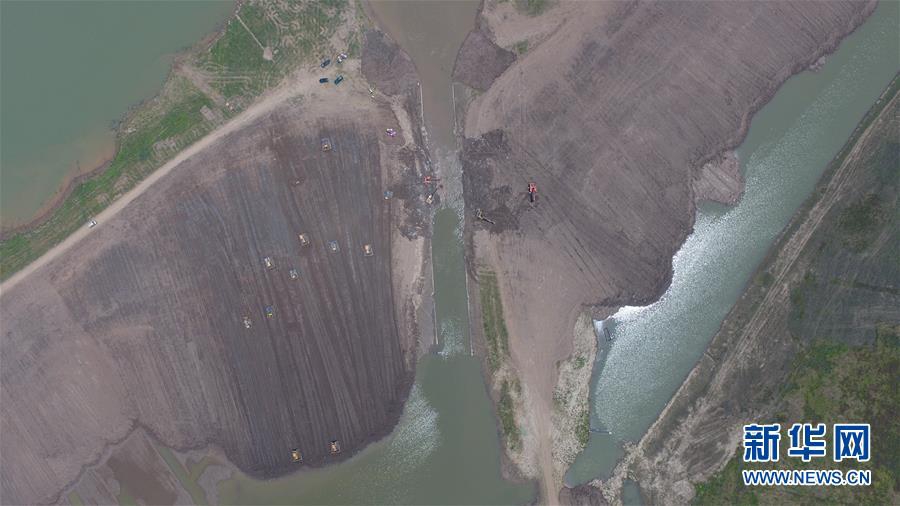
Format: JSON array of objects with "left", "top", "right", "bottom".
[
  {"left": 455, "top": 0, "right": 877, "bottom": 501},
  {"left": 591, "top": 82, "right": 900, "bottom": 506},
  {"left": 0, "top": 66, "right": 429, "bottom": 505},
  {"left": 453, "top": 29, "right": 516, "bottom": 91}
]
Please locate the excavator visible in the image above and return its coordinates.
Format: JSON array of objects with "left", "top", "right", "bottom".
[
  {"left": 291, "top": 449, "right": 303, "bottom": 463},
  {"left": 329, "top": 440, "right": 342, "bottom": 454},
  {"left": 475, "top": 208, "right": 496, "bottom": 225}
]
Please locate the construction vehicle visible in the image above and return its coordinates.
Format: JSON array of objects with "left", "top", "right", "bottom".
[
  {"left": 289, "top": 268, "right": 299, "bottom": 280},
  {"left": 363, "top": 244, "right": 374, "bottom": 257},
  {"left": 475, "top": 208, "right": 496, "bottom": 225},
  {"left": 291, "top": 449, "right": 303, "bottom": 463},
  {"left": 263, "top": 256, "right": 275, "bottom": 269},
  {"left": 242, "top": 316, "right": 252, "bottom": 329},
  {"left": 328, "top": 240, "right": 340, "bottom": 253},
  {"left": 329, "top": 440, "right": 342, "bottom": 454},
  {"left": 265, "top": 305, "right": 275, "bottom": 318},
  {"left": 321, "top": 138, "right": 332, "bottom": 151},
  {"left": 368, "top": 86, "right": 376, "bottom": 98},
  {"left": 528, "top": 182, "right": 537, "bottom": 203},
  {"left": 334, "top": 75, "right": 344, "bottom": 85},
  {"left": 298, "top": 233, "right": 311, "bottom": 247},
  {"left": 383, "top": 190, "right": 393, "bottom": 200},
  {"left": 425, "top": 186, "right": 439, "bottom": 204},
  {"left": 385, "top": 128, "right": 397, "bottom": 137}
]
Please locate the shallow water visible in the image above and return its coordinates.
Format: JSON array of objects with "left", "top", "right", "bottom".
[
  {"left": 565, "top": 1, "right": 900, "bottom": 485},
  {"left": 0, "top": 0, "right": 234, "bottom": 227}
]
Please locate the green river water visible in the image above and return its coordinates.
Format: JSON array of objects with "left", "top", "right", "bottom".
[
  {"left": 0, "top": 0, "right": 234, "bottom": 227},
  {"left": 4, "top": 1, "right": 897, "bottom": 504}
]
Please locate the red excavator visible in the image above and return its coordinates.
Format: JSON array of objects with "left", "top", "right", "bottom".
[{"left": 528, "top": 182, "right": 537, "bottom": 203}]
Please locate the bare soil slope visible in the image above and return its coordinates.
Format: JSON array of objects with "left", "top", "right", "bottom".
[
  {"left": 459, "top": 0, "right": 876, "bottom": 498},
  {"left": 0, "top": 87, "right": 421, "bottom": 505}
]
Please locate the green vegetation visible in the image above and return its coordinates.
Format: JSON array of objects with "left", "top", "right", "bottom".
[
  {"left": 67, "top": 492, "right": 85, "bottom": 506},
  {"left": 498, "top": 379, "right": 522, "bottom": 451},
  {"left": 695, "top": 81, "right": 900, "bottom": 506},
  {"left": 514, "top": 40, "right": 529, "bottom": 54},
  {"left": 837, "top": 193, "right": 886, "bottom": 251},
  {"left": 479, "top": 271, "right": 511, "bottom": 371},
  {"left": 695, "top": 337, "right": 899, "bottom": 505},
  {"left": 516, "top": 0, "right": 549, "bottom": 16},
  {"left": 788, "top": 269, "right": 817, "bottom": 322},
  {"left": 573, "top": 354, "right": 587, "bottom": 369},
  {"left": 575, "top": 407, "right": 590, "bottom": 447},
  {"left": 0, "top": 0, "right": 348, "bottom": 280}
]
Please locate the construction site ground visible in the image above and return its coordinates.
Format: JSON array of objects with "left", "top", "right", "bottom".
[{"left": 0, "top": 78, "right": 426, "bottom": 505}]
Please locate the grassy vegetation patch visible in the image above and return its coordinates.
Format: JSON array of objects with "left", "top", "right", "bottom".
[
  {"left": 693, "top": 338, "right": 900, "bottom": 505},
  {"left": 838, "top": 193, "right": 885, "bottom": 252},
  {"left": 514, "top": 40, "right": 529, "bottom": 54},
  {"left": 789, "top": 269, "right": 817, "bottom": 324},
  {"left": 479, "top": 271, "right": 511, "bottom": 371},
  {"left": 498, "top": 379, "right": 522, "bottom": 451},
  {"left": 575, "top": 407, "right": 590, "bottom": 447},
  {"left": 516, "top": 0, "right": 549, "bottom": 16}
]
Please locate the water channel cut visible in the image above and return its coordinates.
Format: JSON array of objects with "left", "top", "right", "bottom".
[
  {"left": 566, "top": 1, "right": 900, "bottom": 485},
  {"left": 219, "top": 1, "right": 534, "bottom": 503}
]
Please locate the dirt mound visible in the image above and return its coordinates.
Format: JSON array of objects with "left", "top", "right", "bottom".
[
  {"left": 453, "top": 29, "right": 516, "bottom": 91},
  {"left": 361, "top": 29, "right": 418, "bottom": 96}
]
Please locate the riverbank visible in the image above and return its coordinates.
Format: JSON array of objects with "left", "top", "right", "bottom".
[
  {"left": 588, "top": 75, "right": 899, "bottom": 506},
  {"left": 0, "top": 0, "right": 347, "bottom": 280},
  {"left": 455, "top": 0, "right": 878, "bottom": 501}
]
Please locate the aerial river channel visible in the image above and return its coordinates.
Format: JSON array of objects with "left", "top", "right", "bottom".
[
  {"left": 6, "top": 0, "right": 897, "bottom": 504},
  {"left": 567, "top": 0, "right": 900, "bottom": 487},
  {"left": 220, "top": 1, "right": 534, "bottom": 504}
]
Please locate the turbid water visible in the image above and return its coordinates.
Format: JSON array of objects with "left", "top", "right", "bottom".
[
  {"left": 219, "top": 1, "right": 533, "bottom": 503},
  {"left": 566, "top": 1, "right": 900, "bottom": 485},
  {"left": 0, "top": 0, "right": 234, "bottom": 227}
]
